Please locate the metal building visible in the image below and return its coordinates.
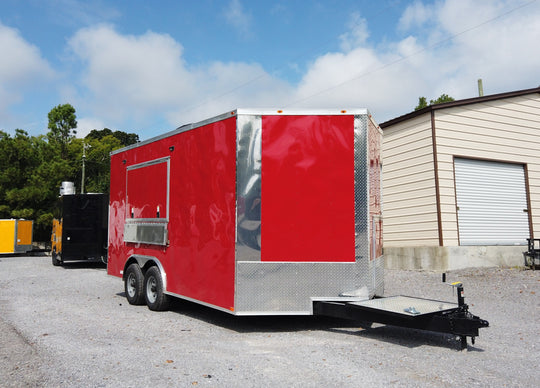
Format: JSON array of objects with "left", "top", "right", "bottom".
[{"left": 380, "top": 86, "right": 540, "bottom": 270}]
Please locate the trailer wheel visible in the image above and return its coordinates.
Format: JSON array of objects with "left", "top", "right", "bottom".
[
  {"left": 52, "top": 251, "right": 62, "bottom": 266},
  {"left": 124, "top": 264, "right": 145, "bottom": 305},
  {"left": 144, "top": 266, "right": 170, "bottom": 311}
]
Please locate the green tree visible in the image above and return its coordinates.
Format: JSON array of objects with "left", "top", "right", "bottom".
[
  {"left": 47, "top": 103, "right": 77, "bottom": 159},
  {"left": 431, "top": 93, "right": 455, "bottom": 105},
  {"left": 0, "top": 130, "right": 41, "bottom": 215},
  {"left": 74, "top": 135, "right": 122, "bottom": 194},
  {"left": 111, "top": 130, "right": 139, "bottom": 146},
  {"left": 414, "top": 94, "right": 455, "bottom": 111},
  {"left": 0, "top": 130, "right": 57, "bottom": 239},
  {"left": 86, "top": 128, "right": 113, "bottom": 140},
  {"left": 86, "top": 128, "right": 139, "bottom": 147},
  {"left": 415, "top": 96, "right": 428, "bottom": 110},
  {"left": 81, "top": 129, "right": 138, "bottom": 193},
  {"left": 0, "top": 104, "right": 140, "bottom": 242}
]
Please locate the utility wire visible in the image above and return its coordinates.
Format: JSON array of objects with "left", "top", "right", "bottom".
[
  {"left": 177, "top": 1, "right": 403, "bottom": 115},
  {"left": 284, "top": 0, "right": 538, "bottom": 107},
  {"left": 177, "top": 0, "right": 536, "bottom": 116}
]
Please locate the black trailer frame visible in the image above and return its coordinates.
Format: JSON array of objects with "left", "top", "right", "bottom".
[{"left": 314, "top": 283, "right": 489, "bottom": 350}]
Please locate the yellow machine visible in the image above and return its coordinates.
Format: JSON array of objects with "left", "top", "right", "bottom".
[
  {"left": 0, "top": 219, "right": 33, "bottom": 254},
  {"left": 51, "top": 218, "right": 62, "bottom": 262}
]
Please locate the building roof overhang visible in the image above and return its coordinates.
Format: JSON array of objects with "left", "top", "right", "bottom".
[{"left": 380, "top": 86, "right": 540, "bottom": 129}]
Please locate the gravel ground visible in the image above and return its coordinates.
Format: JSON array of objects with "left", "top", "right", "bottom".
[{"left": 0, "top": 255, "right": 538, "bottom": 387}]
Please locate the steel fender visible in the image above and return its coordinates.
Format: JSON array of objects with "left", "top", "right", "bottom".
[{"left": 125, "top": 254, "right": 167, "bottom": 292}]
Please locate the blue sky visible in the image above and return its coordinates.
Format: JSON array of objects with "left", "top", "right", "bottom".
[{"left": 1, "top": 0, "right": 539, "bottom": 140}]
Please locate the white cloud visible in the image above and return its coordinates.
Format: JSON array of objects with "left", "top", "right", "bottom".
[
  {"left": 63, "top": 0, "right": 540, "bottom": 138},
  {"left": 76, "top": 116, "right": 105, "bottom": 138},
  {"left": 167, "top": 61, "right": 292, "bottom": 125},
  {"left": 67, "top": 24, "right": 292, "bottom": 138},
  {"left": 340, "top": 12, "right": 370, "bottom": 52},
  {"left": 68, "top": 25, "right": 196, "bottom": 123},
  {"left": 224, "top": 0, "right": 253, "bottom": 39},
  {"left": 398, "top": 1, "right": 435, "bottom": 31},
  {"left": 291, "top": 0, "right": 540, "bottom": 122},
  {"left": 0, "top": 23, "right": 55, "bottom": 123}
]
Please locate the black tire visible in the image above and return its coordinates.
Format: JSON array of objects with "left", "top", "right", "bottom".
[
  {"left": 52, "top": 251, "right": 62, "bottom": 266},
  {"left": 144, "top": 266, "right": 170, "bottom": 311},
  {"left": 124, "top": 264, "right": 145, "bottom": 305}
]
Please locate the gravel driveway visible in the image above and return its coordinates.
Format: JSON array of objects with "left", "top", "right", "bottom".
[{"left": 0, "top": 255, "right": 538, "bottom": 387}]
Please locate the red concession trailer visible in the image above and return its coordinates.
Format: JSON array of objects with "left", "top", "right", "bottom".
[
  {"left": 107, "top": 109, "right": 489, "bottom": 348},
  {"left": 108, "top": 109, "right": 384, "bottom": 314},
  {"left": 108, "top": 108, "right": 489, "bottom": 348}
]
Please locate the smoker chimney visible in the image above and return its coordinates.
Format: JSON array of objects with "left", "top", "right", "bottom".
[{"left": 60, "top": 181, "right": 75, "bottom": 196}]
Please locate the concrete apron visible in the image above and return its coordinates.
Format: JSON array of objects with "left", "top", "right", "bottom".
[{"left": 384, "top": 245, "right": 526, "bottom": 271}]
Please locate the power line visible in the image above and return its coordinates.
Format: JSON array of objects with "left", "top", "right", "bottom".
[
  {"left": 176, "top": 0, "right": 536, "bottom": 116},
  {"left": 177, "top": 1, "right": 403, "bottom": 116},
  {"left": 284, "top": 0, "right": 538, "bottom": 107}
]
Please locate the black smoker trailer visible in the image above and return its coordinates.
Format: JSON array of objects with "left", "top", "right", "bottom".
[{"left": 51, "top": 193, "right": 108, "bottom": 266}]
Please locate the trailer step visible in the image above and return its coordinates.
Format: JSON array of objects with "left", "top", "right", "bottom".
[{"left": 349, "top": 296, "right": 458, "bottom": 317}]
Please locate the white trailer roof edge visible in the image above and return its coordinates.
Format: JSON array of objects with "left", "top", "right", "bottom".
[{"left": 111, "top": 108, "right": 372, "bottom": 156}]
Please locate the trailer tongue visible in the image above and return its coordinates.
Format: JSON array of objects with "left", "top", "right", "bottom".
[{"left": 314, "top": 282, "right": 489, "bottom": 350}]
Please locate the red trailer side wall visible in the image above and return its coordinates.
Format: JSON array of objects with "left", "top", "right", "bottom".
[
  {"left": 260, "top": 115, "right": 355, "bottom": 262},
  {"left": 108, "top": 117, "right": 237, "bottom": 310}
]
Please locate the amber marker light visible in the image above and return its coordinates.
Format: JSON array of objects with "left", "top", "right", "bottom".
[
  {"left": 277, "top": 110, "right": 283, "bottom": 113},
  {"left": 341, "top": 110, "right": 347, "bottom": 113}
]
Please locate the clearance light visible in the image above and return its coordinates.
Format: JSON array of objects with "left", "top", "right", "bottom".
[
  {"left": 341, "top": 110, "right": 347, "bottom": 113},
  {"left": 277, "top": 110, "right": 283, "bottom": 114}
]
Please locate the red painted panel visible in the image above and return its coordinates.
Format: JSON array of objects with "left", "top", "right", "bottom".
[
  {"left": 108, "top": 151, "right": 128, "bottom": 277},
  {"left": 127, "top": 161, "right": 168, "bottom": 219},
  {"left": 261, "top": 115, "right": 355, "bottom": 262},
  {"left": 166, "top": 118, "right": 236, "bottom": 309},
  {"left": 107, "top": 117, "right": 237, "bottom": 310}
]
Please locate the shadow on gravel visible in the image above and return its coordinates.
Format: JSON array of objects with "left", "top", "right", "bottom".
[
  {"left": 56, "top": 261, "right": 107, "bottom": 270},
  {"left": 329, "top": 324, "right": 487, "bottom": 351},
  {"left": 117, "top": 296, "right": 483, "bottom": 350},
  {"left": 114, "top": 295, "right": 359, "bottom": 333}
]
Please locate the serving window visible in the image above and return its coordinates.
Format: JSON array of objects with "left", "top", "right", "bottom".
[{"left": 124, "top": 157, "right": 170, "bottom": 245}]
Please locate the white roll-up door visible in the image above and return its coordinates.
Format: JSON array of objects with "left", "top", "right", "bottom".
[{"left": 454, "top": 158, "right": 529, "bottom": 246}]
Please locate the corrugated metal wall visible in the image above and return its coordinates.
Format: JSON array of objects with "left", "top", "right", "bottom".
[{"left": 382, "top": 114, "right": 440, "bottom": 246}]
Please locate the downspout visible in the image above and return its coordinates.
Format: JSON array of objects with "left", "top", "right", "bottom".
[{"left": 431, "top": 110, "right": 443, "bottom": 246}]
